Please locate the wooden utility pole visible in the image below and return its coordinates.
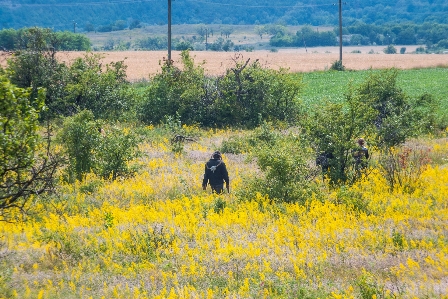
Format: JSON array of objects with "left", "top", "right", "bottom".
[
  {"left": 168, "top": 0, "right": 172, "bottom": 62},
  {"left": 338, "top": 0, "right": 343, "bottom": 62},
  {"left": 205, "top": 28, "right": 208, "bottom": 50}
]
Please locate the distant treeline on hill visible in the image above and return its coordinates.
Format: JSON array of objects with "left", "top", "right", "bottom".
[
  {"left": 0, "top": 28, "right": 90, "bottom": 51},
  {"left": 269, "top": 23, "right": 448, "bottom": 50},
  {"left": 4, "top": 24, "right": 447, "bottom": 54},
  {"left": 0, "top": 0, "right": 447, "bottom": 31}
]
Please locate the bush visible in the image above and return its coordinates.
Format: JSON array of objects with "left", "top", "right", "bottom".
[
  {"left": 241, "top": 135, "right": 318, "bottom": 204},
  {"left": 215, "top": 59, "right": 304, "bottom": 127},
  {"left": 59, "top": 111, "right": 140, "bottom": 181},
  {"left": 138, "top": 51, "right": 206, "bottom": 125},
  {"left": 356, "top": 69, "right": 421, "bottom": 149},
  {"left": 303, "top": 93, "right": 376, "bottom": 185},
  {"left": 383, "top": 45, "right": 397, "bottom": 54},
  {"left": 330, "top": 60, "right": 345, "bottom": 71},
  {"left": 59, "top": 110, "right": 101, "bottom": 182},
  {"left": 64, "top": 53, "right": 133, "bottom": 120},
  {"left": 97, "top": 126, "right": 140, "bottom": 179},
  {"left": 139, "top": 51, "right": 304, "bottom": 128}
]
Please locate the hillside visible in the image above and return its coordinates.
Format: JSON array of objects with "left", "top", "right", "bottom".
[{"left": 0, "top": 0, "right": 447, "bottom": 31}]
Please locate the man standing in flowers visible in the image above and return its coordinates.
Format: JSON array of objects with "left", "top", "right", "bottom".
[{"left": 202, "top": 151, "right": 230, "bottom": 194}]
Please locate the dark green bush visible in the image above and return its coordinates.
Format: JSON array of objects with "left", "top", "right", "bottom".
[
  {"left": 330, "top": 60, "right": 345, "bottom": 71},
  {"left": 240, "top": 135, "right": 318, "bottom": 204},
  {"left": 138, "top": 51, "right": 304, "bottom": 128},
  {"left": 59, "top": 110, "right": 101, "bottom": 182},
  {"left": 59, "top": 110, "right": 140, "bottom": 182}
]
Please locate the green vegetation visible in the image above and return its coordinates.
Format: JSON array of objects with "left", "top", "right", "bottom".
[
  {"left": 0, "top": 75, "right": 60, "bottom": 220},
  {"left": 300, "top": 68, "right": 448, "bottom": 127},
  {"left": 0, "top": 27, "right": 90, "bottom": 51},
  {"left": 138, "top": 51, "right": 303, "bottom": 128}
]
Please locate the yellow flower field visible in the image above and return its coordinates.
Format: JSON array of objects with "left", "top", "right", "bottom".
[{"left": 1, "top": 129, "right": 447, "bottom": 299}]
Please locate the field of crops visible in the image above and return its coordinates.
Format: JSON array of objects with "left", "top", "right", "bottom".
[
  {"left": 49, "top": 49, "right": 448, "bottom": 81},
  {"left": 301, "top": 68, "right": 448, "bottom": 112}
]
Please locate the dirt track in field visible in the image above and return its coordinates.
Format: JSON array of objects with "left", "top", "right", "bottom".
[{"left": 3, "top": 46, "right": 448, "bottom": 81}]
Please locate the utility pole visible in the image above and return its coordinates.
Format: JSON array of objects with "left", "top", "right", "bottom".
[
  {"left": 167, "top": 0, "right": 172, "bottom": 62},
  {"left": 205, "top": 28, "right": 208, "bottom": 51},
  {"left": 73, "top": 20, "right": 77, "bottom": 33},
  {"left": 338, "top": 0, "right": 343, "bottom": 62}
]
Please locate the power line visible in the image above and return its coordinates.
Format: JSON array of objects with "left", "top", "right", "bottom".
[
  {"left": 184, "top": 0, "right": 337, "bottom": 9},
  {"left": 0, "top": 0, "right": 338, "bottom": 9},
  {"left": 0, "top": 0, "right": 159, "bottom": 7}
]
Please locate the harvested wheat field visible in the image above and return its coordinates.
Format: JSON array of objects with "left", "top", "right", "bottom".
[{"left": 3, "top": 46, "right": 448, "bottom": 81}]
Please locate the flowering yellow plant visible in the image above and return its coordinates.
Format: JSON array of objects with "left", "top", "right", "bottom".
[{"left": 1, "top": 130, "right": 447, "bottom": 298}]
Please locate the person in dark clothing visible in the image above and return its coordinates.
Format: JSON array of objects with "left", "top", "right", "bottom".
[
  {"left": 202, "top": 151, "right": 230, "bottom": 194},
  {"left": 352, "top": 138, "right": 369, "bottom": 169},
  {"left": 316, "top": 151, "right": 334, "bottom": 173}
]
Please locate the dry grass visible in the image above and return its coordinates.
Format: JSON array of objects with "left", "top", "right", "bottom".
[{"left": 2, "top": 48, "right": 448, "bottom": 82}]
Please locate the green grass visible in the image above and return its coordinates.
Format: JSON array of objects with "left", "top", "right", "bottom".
[{"left": 301, "top": 68, "right": 448, "bottom": 112}]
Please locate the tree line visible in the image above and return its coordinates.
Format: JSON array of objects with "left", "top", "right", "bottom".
[
  {"left": 269, "top": 22, "right": 448, "bottom": 50},
  {"left": 0, "top": 27, "right": 90, "bottom": 51}
]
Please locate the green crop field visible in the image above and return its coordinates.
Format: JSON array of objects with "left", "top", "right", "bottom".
[{"left": 301, "top": 68, "right": 448, "bottom": 114}]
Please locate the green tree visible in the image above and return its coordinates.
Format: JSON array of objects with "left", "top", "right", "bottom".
[
  {"left": 221, "top": 26, "right": 234, "bottom": 38},
  {"left": 97, "top": 126, "right": 140, "bottom": 180},
  {"left": 216, "top": 58, "right": 303, "bottom": 127},
  {"left": 356, "top": 69, "right": 416, "bottom": 148},
  {"left": 64, "top": 53, "right": 133, "bottom": 120},
  {"left": 383, "top": 44, "right": 397, "bottom": 54},
  {"left": 0, "top": 28, "right": 17, "bottom": 50},
  {"left": 303, "top": 90, "right": 376, "bottom": 184},
  {"left": 59, "top": 110, "right": 101, "bottom": 182},
  {"left": 0, "top": 76, "right": 59, "bottom": 220},
  {"left": 138, "top": 50, "right": 206, "bottom": 125},
  {"left": 6, "top": 27, "right": 73, "bottom": 120}
]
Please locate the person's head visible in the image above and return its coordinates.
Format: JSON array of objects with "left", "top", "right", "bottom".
[
  {"left": 357, "top": 138, "right": 365, "bottom": 146},
  {"left": 212, "top": 151, "right": 222, "bottom": 160}
]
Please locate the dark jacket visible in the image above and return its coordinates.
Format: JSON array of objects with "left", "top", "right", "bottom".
[
  {"left": 202, "top": 158, "right": 229, "bottom": 187},
  {"left": 353, "top": 146, "right": 369, "bottom": 166}
]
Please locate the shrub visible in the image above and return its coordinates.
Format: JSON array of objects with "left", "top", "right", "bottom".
[
  {"left": 65, "top": 53, "right": 133, "bottom": 120},
  {"left": 59, "top": 110, "right": 101, "bottom": 182},
  {"left": 330, "top": 60, "right": 345, "bottom": 71},
  {"left": 356, "top": 69, "right": 421, "bottom": 149},
  {"left": 138, "top": 51, "right": 206, "bottom": 125},
  {"left": 96, "top": 126, "right": 140, "bottom": 180},
  {"left": 215, "top": 59, "right": 304, "bottom": 127},
  {"left": 383, "top": 45, "right": 397, "bottom": 54},
  {"left": 378, "top": 145, "right": 431, "bottom": 193},
  {"left": 303, "top": 92, "right": 376, "bottom": 185},
  {"left": 139, "top": 51, "right": 304, "bottom": 128},
  {"left": 242, "top": 135, "right": 317, "bottom": 204}
]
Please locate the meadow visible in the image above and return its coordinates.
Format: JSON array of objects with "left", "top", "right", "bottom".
[
  {"left": 1, "top": 126, "right": 448, "bottom": 298},
  {"left": 1, "top": 51, "right": 448, "bottom": 298}
]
